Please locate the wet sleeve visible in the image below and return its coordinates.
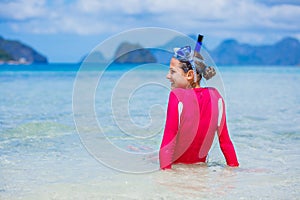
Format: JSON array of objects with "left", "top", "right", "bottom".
[
  {"left": 159, "top": 91, "right": 179, "bottom": 170},
  {"left": 217, "top": 98, "right": 239, "bottom": 167}
]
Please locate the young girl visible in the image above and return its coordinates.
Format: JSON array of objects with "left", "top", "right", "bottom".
[{"left": 159, "top": 46, "right": 239, "bottom": 169}]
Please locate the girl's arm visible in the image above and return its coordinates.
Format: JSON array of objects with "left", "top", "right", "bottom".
[
  {"left": 217, "top": 98, "right": 239, "bottom": 167},
  {"left": 159, "top": 91, "right": 179, "bottom": 169}
]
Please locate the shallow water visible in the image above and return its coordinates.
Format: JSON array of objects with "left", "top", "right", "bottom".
[{"left": 0, "top": 64, "right": 299, "bottom": 199}]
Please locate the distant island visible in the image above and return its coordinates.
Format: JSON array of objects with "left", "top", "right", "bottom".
[
  {"left": 0, "top": 36, "right": 48, "bottom": 64},
  {"left": 88, "top": 36, "right": 300, "bottom": 66},
  {"left": 80, "top": 42, "right": 157, "bottom": 64},
  {"left": 210, "top": 37, "right": 300, "bottom": 66},
  {"left": 1, "top": 34, "right": 299, "bottom": 66},
  {"left": 113, "top": 42, "right": 157, "bottom": 63}
]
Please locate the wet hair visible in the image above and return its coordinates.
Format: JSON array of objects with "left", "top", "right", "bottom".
[{"left": 178, "top": 52, "right": 216, "bottom": 82}]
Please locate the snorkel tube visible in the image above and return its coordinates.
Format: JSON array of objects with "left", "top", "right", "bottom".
[
  {"left": 194, "top": 34, "right": 203, "bottom": 53},
  {"left": 191, "top": 34, "right": 204, "bottom": 82}
]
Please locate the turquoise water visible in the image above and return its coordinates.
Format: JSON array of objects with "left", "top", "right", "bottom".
[{"left": 0, "top": 64, "right": 299, "bottom": 199}]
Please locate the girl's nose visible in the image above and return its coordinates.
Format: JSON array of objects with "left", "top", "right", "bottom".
[{"left": 166, "top": 72, "right": 171, "bottom": 79}]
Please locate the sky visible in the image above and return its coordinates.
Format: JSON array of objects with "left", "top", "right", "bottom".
[{"left": 0, "top": 0, "right": 300, "bottom": 63}]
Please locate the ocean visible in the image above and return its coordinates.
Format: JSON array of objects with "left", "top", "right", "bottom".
[{"left": 0, "top": 63, "right": 299, "bottom": 199}]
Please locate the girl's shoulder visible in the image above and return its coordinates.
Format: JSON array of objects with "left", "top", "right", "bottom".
[
  {"left": 203, "top": 87, "right": 220, "bottom": 95},
  {"left": 171, "top": 88, "right": 196, "bottom": 96},
  {"left": 170, "top": 88, "right": 185, "bottom": 94},
  {"left": 205, "top": 87, "right": 223, "bottom": 100},
  {"left": 193, "top": 87, "right": 218, "bottom": 94},
  {"left": 194, "top": 87, "right": 223, "bottom": 100},
  {"left": 170, "top": 87, "right": 222, "bottom": 101},
  {"left": 171, "top": 88, "right": 198, "bottom": 102},
  {"left": 169, "top": 88, "right": 186, "bottom": 102}
]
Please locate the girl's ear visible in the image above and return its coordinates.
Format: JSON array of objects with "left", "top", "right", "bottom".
[{"left": 186, "top": 70, "right": 194, "bottom": 80}]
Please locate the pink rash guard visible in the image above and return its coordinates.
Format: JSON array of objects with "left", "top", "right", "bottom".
[{"left": 159, "top": 87, "right": 239, "bottom": 169}]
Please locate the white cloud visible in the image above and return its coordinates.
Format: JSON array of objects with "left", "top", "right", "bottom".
[
  {"left": 0, "top": 0, "right": 47, "bottom": 20},
  {"left": 0, "top": 0, "right": 299, "bottom": 44}
]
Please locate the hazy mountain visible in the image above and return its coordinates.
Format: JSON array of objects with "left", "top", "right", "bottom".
[
  {"left": 79, "top": 51, "right": 106, "bottom": 63},
  {"left": 0, "top": 36, "right": 48, "bottom": 64},
  {"left": 147, "top": 35, "right": 198, "bottom": 64},
  {"left": 83, "top": 36, "right": 300, "bottom": 66},
  {"left": 211, "top": 37, "right": 300, "bottom": 66},
  {"left": 153, "top": 35, "right": 300, "bottom": 66},
  {"left": 113, "top": 42, "right": 156, "bottom": 63},
  {"left": 148, "top": 48, "right": 173, "bottom": 64}
]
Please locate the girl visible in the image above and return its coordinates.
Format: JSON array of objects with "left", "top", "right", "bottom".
[{"left": 159, "top": 46, "right": 239, "bottom": 169}]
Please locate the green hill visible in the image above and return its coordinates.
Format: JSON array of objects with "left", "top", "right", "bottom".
[
  {"left": 0, "top": 36, "right": 48, "bottom": 64},
  {"left": 0, "top": 49, "right": 13, "bottom": 61}
]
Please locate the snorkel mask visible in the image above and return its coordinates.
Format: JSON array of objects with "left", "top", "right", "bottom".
[{"left": 173, "top": 35, "right": 204, "bottom": 83}]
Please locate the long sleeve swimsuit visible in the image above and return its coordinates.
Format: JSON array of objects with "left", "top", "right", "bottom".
[{"left": 159, "top": 87, "right": 239, "bottom": 169}]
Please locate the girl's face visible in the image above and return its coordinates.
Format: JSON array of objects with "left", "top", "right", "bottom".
[{"left": 166, "top": 58, "right": 191, "bottom": 89}]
